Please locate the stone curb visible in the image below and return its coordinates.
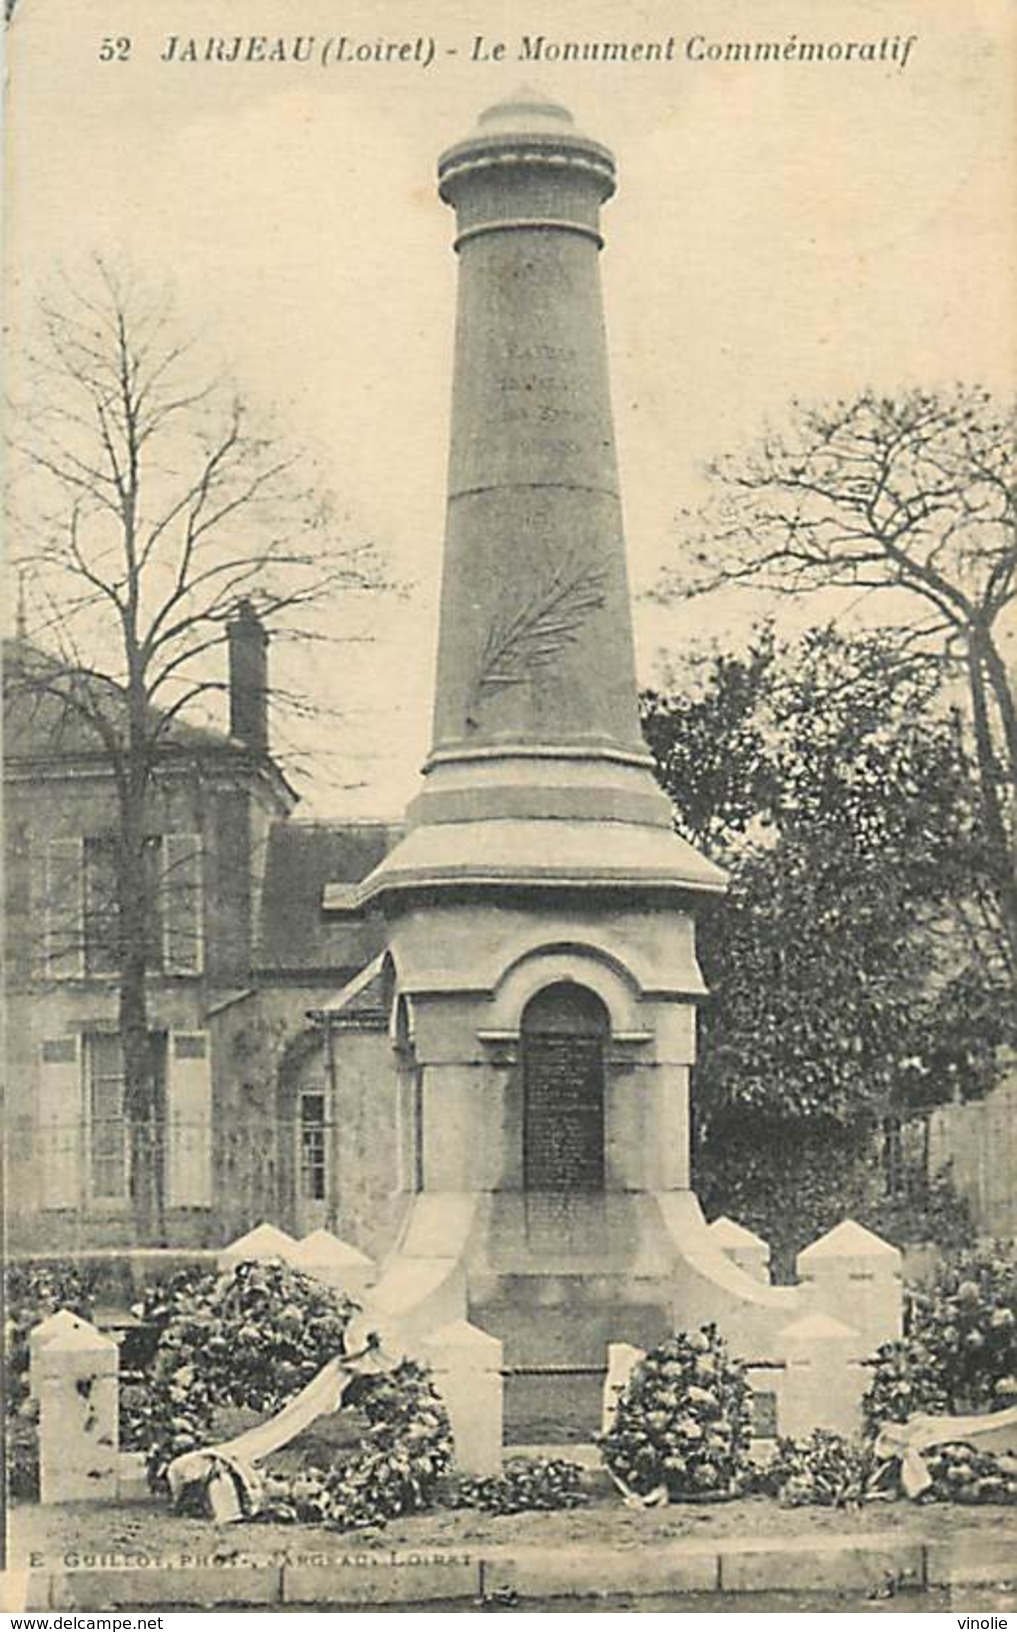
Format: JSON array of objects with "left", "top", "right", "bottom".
[
  {"left": 926, "top": 1537, "right": 1017, "bottom": 1588},
  {"left": 19, "top": 1532, "right": 1017, "bottom": 1609},
  {"left": 716, "top": 1535, "right": 923, "bottom": 1595}
]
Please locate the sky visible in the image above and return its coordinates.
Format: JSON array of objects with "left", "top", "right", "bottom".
[{"left": 5, "top": 0, "right": 1016, "bottom": 815}]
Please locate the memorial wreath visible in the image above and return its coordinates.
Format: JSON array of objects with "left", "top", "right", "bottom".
[{"left": 132, "top": 1260, "right": 453, "bottom": 1530}]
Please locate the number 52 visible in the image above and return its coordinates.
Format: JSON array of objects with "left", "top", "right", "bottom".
[{"left": 99, "top": 37, "right": 132, "bottom": 61}]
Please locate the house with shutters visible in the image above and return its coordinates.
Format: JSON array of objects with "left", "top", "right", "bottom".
[{"left": 3, "top": 608, "right": 405, "bottom": 1256}]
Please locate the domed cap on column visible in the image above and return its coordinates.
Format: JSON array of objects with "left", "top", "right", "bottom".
[
  {"left": 476, "top": 87, "right": 579, "bottom": 135},
  {"left": 438, "top": 87, "right": 615, "bottom": 203}
]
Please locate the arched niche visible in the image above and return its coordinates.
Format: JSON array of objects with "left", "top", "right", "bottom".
[
  {"left": 520, "top": 982, "right": 608, "bottom": 1192},
  {"left": 491, "top": 944, "right": 642, "bottom": 1037}
]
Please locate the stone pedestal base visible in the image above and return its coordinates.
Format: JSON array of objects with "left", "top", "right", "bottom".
[{"left": 368, "top": 1187, "right": 806, "bottom": 1441}]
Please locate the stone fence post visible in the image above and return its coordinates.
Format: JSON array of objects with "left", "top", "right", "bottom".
[
  {"left": 776, "top": 1311, "right": 868, "bottom": 1438},
  {"left": 601, "top": 1342, "right": 644, "bottom": 1434},
  {"left": 289, "top": 1229, "right": 375, "bottom": 1297},
  {"left": 418, "top": 1319, "right": 503, "bottom": 1478},
  {"left": 708, "top": 1216, "right": 771, "bottom": 1283},
  {"left": 796, "top": 1219, "right": 902, "bottom": 1358},
  {"left": 36, "top": 1319, "right": 119, "bottom": 1504},
  {"left": 218, "top": 1223, "right": 299, "bottom": 1269},
  {"left": 29, "top": 1308, "right": 91, "bottom": 1399}
]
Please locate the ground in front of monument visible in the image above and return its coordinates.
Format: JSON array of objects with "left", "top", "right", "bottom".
[
  {"left": 9, "top": 1488, "right": 1016, "bottom": 1612},
  {"left": 12, "top": 1484, "right": 1010, "bottom": 1554}
]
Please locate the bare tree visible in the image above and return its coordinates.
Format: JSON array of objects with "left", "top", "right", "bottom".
[
  {"left": 7, "top": 258, "right": 387, "bottom": 1237},
  {"left": 657, "top": 386, "right": 1017, "bottom": 973}
]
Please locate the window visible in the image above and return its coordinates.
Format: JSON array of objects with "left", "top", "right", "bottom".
[
  {"left": 45, "top": 833, "right": 204, "bottom": 978},
  {"left": 88, "top": 1032, "right": 128, "bottom": 1200},
  {"left": 39, "top": 1031, "right": 175, "bottom": 1210},
  {"left": 83, "top": 836, "right": 119, "bottom": 975},
  {"left": 83, "top": 834, "right": 163, "bottom": 972},
  {"left": 882, "top": 1114, "right": 904, "bottom": 1197},
  {"left": 299, "top": 1092, "right": 327, "bottom": 1201},
  {"left": 751, "top": 1390, "right": 779, "bottom": 1438}
]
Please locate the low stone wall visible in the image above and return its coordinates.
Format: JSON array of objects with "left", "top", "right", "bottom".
[
  {"left": 604, "top": 1216, "right": 903, "bottom": 1444},
  {"left": 8, "top": 1248, "right": 221, "bottom": 1306},
  {"left": 28, "top": 1213, "right": 905, "bottom": 1509}
]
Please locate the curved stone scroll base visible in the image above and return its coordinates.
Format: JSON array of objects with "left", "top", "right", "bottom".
[
  {"left": 351, "top": 1195, "right": 504, "bottom": 1474},
  {"left": 655, "top": 1191, "right": 801, "bottom": 1357},
  {"left": 361, "top": 1193, "right": 479, "bottom": 1347}
]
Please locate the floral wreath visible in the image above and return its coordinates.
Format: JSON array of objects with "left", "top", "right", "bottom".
[{"left": 132, "top": 1259, "right": 452, "bottom": 1529}]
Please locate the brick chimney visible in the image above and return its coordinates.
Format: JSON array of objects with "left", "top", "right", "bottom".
[{"left": 228, "top": 600, "right": 269, "bottom": 753}]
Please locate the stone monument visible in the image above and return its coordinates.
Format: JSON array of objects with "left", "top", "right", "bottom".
[{"left": 326, "top": 92, "right": 807, "bottom": 1435}]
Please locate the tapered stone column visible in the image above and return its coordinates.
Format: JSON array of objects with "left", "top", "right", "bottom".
[
  {"left": 350, "top": 91, "right": 722, "bottom": 905},
  {"left": 433, "top": 91, "right": 641, "bottom": 760}
]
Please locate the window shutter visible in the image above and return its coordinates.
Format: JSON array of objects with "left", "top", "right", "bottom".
[
  {"left": 39, "top": 1036, "right": 82, "bottom": 1207},
  {"left": 163, "top": 834, "right": 203, "bottom": 974},
  {"left": 44, "top": 839, "right": 84, "bottom": 977},
  {"left": 165, "top": 1030, "right": 212, "bottom": 1206}
]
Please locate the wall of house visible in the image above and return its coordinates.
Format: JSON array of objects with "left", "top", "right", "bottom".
[
  {"left": 3, "top": 761, "right": 273, "bottom": 981},
  {"left": 204, "top": 789, "right": 253, "bottom": 983},
  {"left": 330, "top": 1025, "right": 406, "bottom": 1261},
  {"left": 210, "top": 985, "right": 406, "bottom": 1262},
  {"left": 210, "top": 991, "right": 285, "bottom": 1244},
  {"left": 6, "top": 983, "right": 220, "bottom": 1250},
  {"left": 3, "top": 756, "right": 287, "bottom": 1252},
  {"left": 3, "top": 716, "right": 412, "bottom": 1262}
]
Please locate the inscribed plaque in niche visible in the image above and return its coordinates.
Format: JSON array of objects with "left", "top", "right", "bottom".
[{"left": 522, "top": 1033, "right": 604, "bottom": 1191}]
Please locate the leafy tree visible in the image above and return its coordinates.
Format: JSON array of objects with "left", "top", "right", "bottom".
[
  {"left": 642, "top": 626, "right": 1007, "bottom": 1266},
  {"left": 6, "top": 259, "right": 387, "bottom": 1238},
  {"left": 655, "top": 388, "right": 1017, "bottom": 973}
]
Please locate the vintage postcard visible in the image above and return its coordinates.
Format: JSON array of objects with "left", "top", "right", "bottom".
[{"left": 3, "top": 0, "right": 1016, "bottom": 1616}]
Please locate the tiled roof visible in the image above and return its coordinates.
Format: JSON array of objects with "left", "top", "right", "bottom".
[
  {"left": 313, "top": 954, "right": 391, "bottom": 1027},
  {"left": 255, "top": 819, "right": 402, "bottom": 976},
  {"left": 2, "top": 637, "right": 296, "bottom": 806},
  {"left": 4, "top": 637, "right": 246, "bottom": 760}
]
